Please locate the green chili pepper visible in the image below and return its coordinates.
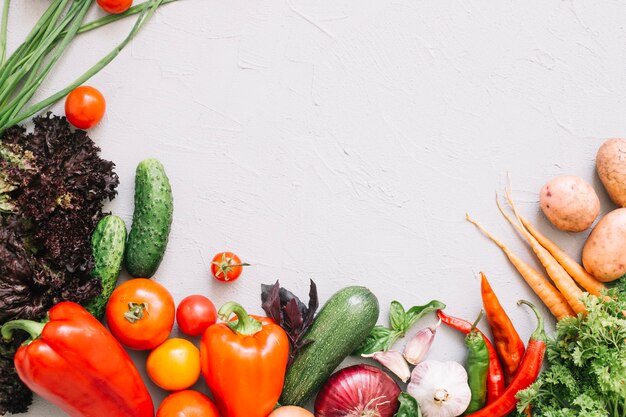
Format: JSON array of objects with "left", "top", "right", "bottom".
[{"left": 463, "top": 310, "right": 489, "bottom": 415}]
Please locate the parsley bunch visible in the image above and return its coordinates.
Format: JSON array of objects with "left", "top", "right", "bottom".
[{"left": 516, "top": 279, "right": 626, "bottom": 417}]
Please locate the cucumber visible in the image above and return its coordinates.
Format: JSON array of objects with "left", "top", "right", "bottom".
[
  {"left": 125, "top": 159, "right": 173, "bottom": 277},
  {"left": 84, "top": 215, "right": 127, "bottom": 319},
  {"left": 280, "top": 286, "right": 379, "bottom": 406}
]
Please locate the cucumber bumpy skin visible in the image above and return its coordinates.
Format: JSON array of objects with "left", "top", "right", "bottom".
[
  {"left": 280, "top": 286, "right": 380, "bottom": 406},
  {"left": 125, "top": 158, "right": 173, "bottom": 278},
  {"left": 84, "top": 215, "right": 127, "bottom": 319}
]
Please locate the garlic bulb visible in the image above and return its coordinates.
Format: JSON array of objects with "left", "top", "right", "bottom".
[{"left": 407, "top": 360, "right": 471, "bottom": 417}]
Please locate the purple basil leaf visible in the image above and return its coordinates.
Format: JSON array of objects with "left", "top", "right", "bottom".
[
  {"left": 284, "top": 298, "right": 304, "bottom": 332},
  {"left": 304, "top": 279, "right": 319, "bottom": 328},
  {"left": 279, "top": 287, "right": 307, "bottom": 316},
  {"left": 261, "top": 281, "right": 282, "bottom": 324}
]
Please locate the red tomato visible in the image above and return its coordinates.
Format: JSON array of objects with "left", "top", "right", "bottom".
[
  {"left": 97, "top": 0, "right": 133, "bottom": 14},
  {"left": 65, "top": 86, "right": 106, "bottom": 129},
  {"left": 106, "top": 279, "right": 175, "bottom": 350},
  {"left": 157, "top": 390, "right": 219, "bottom": 417},
  {"left": 210, "top": 252, "right": 249, "bottom": 282},
  {"left": 176, "top": 295, "right": 217, "bottom": 336}
]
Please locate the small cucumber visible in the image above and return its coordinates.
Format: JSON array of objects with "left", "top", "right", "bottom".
[
  {"left": 280, "top": 286, "right": 380, "bottom": 406},
  {"left": 125, "top": 159, "right": 173, "bottom": 277},
  {"left": 84, "top": 215, "right": 127, "bottom": 319}
]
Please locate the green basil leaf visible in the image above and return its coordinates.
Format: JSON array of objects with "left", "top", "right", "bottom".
[
  {"left": 390, "top": 301, "right": 407, "bottom": 332},
  {"left": 353, "top": 326, "right": 400, "bottom": 355},
  {"left": 405, "top": 300, "right": 446, "bottom": 329},
  {"left": 394, "top": 393, "right": 422, "bottom": 417}
]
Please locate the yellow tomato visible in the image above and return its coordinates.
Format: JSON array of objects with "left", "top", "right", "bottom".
[
  {"left": 269, "top": 406, "right": 314, "bottom": 417},
  {"left": 147, "top": 338, "right": 200, "bottom": 391}
]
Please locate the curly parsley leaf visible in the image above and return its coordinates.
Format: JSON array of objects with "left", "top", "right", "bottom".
[{"left": 516, "top": 280, "right": 626, "bottom": 417}]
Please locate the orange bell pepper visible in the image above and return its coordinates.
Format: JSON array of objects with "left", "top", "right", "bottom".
[{"left": 200, "top": 302, "right": 289, "bottom": 417}]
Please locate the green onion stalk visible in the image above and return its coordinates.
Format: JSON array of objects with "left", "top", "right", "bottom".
[{"left": 0, "top": 0, "right": 178, "bottom": 134}]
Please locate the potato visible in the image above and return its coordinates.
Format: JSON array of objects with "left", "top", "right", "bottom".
[
  {"left": 582, "top": 208, "right": 626, "bottom": 282},
  {"left": 596, "top": 138, "right": 626, "bottom": 207},
  {"left": 539, "top": 175, "right": 600, "bottom": 232}
]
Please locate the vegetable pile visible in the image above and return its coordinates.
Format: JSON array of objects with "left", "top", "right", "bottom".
[
  {"left": 1, "top": 4, "right": 626, "bottom": 414},
  {"left": 517, "top": 282, "right": 626, "bottom": 416}
]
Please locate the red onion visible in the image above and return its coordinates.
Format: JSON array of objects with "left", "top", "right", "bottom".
[{"left": 314, "top": 364, "right": 401, "bottom": 417}]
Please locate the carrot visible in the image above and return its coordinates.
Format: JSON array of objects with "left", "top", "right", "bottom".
[
  {"left": 466, "top": 213, "right": 575, "bottom": 320},
  {"left": 500, "top": 191, "right": 586, "bottom": 315},
  {"left": 517, "top": 215, "right": 606, "bottom": 296}
]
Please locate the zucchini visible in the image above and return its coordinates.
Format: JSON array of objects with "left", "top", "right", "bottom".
[
  {"left": 125, "top": 159, "right": 173, "bottom": 277},
  {"left": 84, "top": 215, "right": 127, "bottom": 319},
  {"left": 280, "top": 286, "right": 379, "bottom": 406}
]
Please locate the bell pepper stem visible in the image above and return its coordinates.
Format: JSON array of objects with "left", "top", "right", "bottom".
[
  {"left": 218, "top": 302, "right": 263, "bottom": 336},
  {"left": 1, "top": 319, "right": 46, "bottom": 343}
]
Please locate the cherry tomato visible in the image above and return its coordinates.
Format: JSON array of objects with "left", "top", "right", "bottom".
[
  {"left": 269, "top": 406, "right": 314, "bottom": 417},
  {"left": 64, "top": 86, "right": 106, "bottom": 129},
  {"left": 147, "top": 338, "right": 200, "bottom": 391},
  {"left": 157, "top": 390, "right": 219, "bottom": 417},
  {"left": 97, "top": 0, "right": 133, "bottom": 14},
  {"left": 210, "top": 251, "right": 249, "bottom": 282},
  {"left": 176, "top": 295, "right": 217, "bottom": 337},
  {"left": 106, "top": 278, "right": 175, "bottom": 350}
]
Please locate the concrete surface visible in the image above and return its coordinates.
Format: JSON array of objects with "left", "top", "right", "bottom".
[{"left": 6, "top": 0, "right": 626, "bottom": 415}]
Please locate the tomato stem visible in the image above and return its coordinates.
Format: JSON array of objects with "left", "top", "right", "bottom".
[
  {"left": 218, "top": 302, "right": 262, "bottom": 336},
  {"left": 124, "top": 302, "right": 149, "bottom": 324}
]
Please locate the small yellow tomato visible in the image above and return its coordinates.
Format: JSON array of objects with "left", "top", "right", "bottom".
[
  {"left": 269, "top": 406, "right": 314, "bottom": 417},
  {"left": 147, "top": 338, "right": 200, "bottom": 391}
]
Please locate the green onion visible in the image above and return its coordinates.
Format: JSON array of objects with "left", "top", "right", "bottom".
[
  {"left": 0, "top": 0, "right": 10, "bottom": 65},
  {"left": 0, "top": 0, "right": 176, "bottom": 134}
]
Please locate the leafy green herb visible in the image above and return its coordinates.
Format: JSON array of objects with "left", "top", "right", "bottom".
[
  {"left": 395, "top": 393, "right": 422, "bottom": 417},
  {"left": 355, "top": 300, "right": 445, "bottom": 355},
  {"left": 0, "top": 114, "right": 119, "bottom": 415},
  {"left": 516, "top": 280, "right": 626, "bottom": 417},
  {"left": 261, "top": 280, "right": 319, "bottom": 367}
]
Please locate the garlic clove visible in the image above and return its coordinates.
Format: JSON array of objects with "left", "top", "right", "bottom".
[
  {"left": 362, "top": 350, "right": 411, "bottom": 383},
  {"left": 407, "top": 360, "right": 471, "bottom": 417},
  {"left": 403, "top": 319, "right": 440, "bottom": 365}
]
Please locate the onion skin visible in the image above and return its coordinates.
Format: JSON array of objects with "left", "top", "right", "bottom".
[{"left": 314, "top": 364, "right": 401, "bottom": 417}]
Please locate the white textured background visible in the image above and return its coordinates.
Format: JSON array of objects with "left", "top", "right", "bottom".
[{"left": 7, "top": 0, "right": 626, "bottom": 415}]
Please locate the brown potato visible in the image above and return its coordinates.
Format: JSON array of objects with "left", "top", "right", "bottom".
[
  {"left": 540, "top": 175, "right": 600, "bottom": 232},
  {"left": 582, "top": 208, "right": 626, "bottom": 282},
  {"left": 596, "top": 138, "right": 626, "bottom": 207}
]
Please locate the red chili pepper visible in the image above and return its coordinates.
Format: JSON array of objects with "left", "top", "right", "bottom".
[
  {"left": 1, "top": 302, "right": 154, "bottom": 417},
  {"left": 481, "top": 272, "right": 525, "bottom": 383},
  {"left": 465, "top": 301, "right": 546, "bottom": 417},
  {"left": 437, "top": 309, "right": 505, "bottom": 404}
]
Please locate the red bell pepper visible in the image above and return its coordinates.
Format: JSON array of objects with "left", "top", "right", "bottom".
[
  {"left": 1, "top": 302, "right": 154, "bottom": 417},
  {"left": 201, "top": 301, "right": 289, "bottom": 417}
]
